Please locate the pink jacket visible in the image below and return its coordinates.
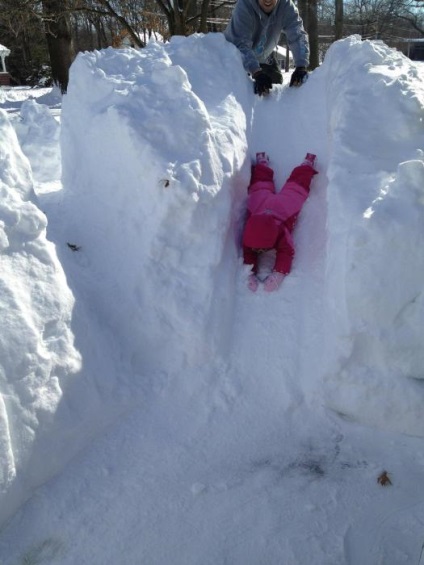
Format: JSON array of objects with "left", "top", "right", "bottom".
[{"left": 243, "top": 162, "right": 317, "bottom": 274}]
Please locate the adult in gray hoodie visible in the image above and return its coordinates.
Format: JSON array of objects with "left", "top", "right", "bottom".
[{"left": 224, "top": 0, "right": 310, "bottom": 95}]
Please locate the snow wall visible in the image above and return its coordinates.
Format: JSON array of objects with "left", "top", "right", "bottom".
[
  {"left": 0, "top": 110, "right": 81, "bottom": 524},
  {"left": 322, "top": 39, "right": 424, "bottom": 432},
  {"left": 60, "top": 34, "right": 250, "bottom": 377}
]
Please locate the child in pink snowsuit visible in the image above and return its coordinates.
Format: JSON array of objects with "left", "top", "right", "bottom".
[{"left": 243, "top": 152, "right": 318, "bottom": 292}]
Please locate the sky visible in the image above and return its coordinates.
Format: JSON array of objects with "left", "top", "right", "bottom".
[{"left": 0, "top": 33, "right": 424, "bottom": 564}]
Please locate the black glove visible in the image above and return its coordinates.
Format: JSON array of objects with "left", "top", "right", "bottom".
[
  {"left": 253, "top": 70, "right": 273, "bottom": 96},
  {"left": 289, "top": 67, "right": 308, "bottom": 87}
]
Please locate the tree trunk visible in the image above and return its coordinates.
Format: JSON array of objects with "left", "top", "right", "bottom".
[
  {"left": 199, "top": 0, "right": 211, "bottom": 32},
  {"left": 42, "top": 0, "right": 73, "bottom": 93},
  {"left": 155, "top": 0, "right": 210, "bottom": 37},
  {"left": 297, "top": 0, "right": 308, "bottom": 26},
  {"left": 307, "top": 0, "right": 319, "bottom": 69},
  {"left": 335, "top": 0, "right": 343, "bottom": 40},
  {"left": 185, "top": 0, "right": 198, "bottom": 32}
]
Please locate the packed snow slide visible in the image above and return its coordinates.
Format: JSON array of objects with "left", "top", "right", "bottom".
[
  {"left": 1, "top": 33, "right": 424, "bottom": 565},
  {"left": 231, "top": 55, "right": 329, "bottom": 408}
]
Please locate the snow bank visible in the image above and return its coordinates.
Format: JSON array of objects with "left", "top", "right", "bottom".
[
  {"left": 0, "top": 33, "right": 253, "bottom": 531},
  {"left": 323, "top": 36, "right": 424, "bottom": 434},
  {"left": 14, "top": 99, "right": 61, "bottom": 183},
  {"left": 60, "top": 34, "right": 250, "bottom": 377},
  {"left": 0, "top": 109, "right": 81, "bottom": 524}
]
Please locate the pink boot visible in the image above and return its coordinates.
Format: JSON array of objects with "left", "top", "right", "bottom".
[
  {"left": 264, "top": 272, "right": 285, "bottom": 292},
  {"left": 303, "top": 153, "right": 317, "bottom": 167},
  {"left": 247, "top": 274, "right": 259, "bottom": 292},
  {"left": 256, "top": 152, "right": 270, "bottom": 166}
]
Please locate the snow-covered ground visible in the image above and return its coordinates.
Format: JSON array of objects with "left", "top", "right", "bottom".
[{"left": 0, "top": 34, "right": 424, "bottom": 564}]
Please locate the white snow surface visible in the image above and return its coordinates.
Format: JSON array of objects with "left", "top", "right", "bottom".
[{"left": 0, "top": 34, "right": 424, "bottom": 564}]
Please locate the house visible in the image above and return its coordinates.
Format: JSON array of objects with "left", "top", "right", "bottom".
[
  {"left": 0, "top": 43, "right": 11, "bottom": 86},
  {"left": 396, "top": 38, "right": 424, "bottom": 61},
  {"left": 409, "top": 39, "right": 424, "bottom": 61},
  {"left": 276, "top": 44, "right": 293, "bottom": 71}
]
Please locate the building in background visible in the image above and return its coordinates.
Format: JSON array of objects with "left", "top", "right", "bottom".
[{"left": 0, "top": 44, "right": 10, "bottom": 86}]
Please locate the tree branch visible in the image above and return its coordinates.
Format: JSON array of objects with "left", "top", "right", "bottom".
[{"left": 397, "top": 14, "right": 424, "bottom": 34}]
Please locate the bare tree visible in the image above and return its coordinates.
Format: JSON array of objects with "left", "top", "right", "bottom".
[
  {"left": 42, "top": 0, "right": 73, "bottom": 92},
  {"left": 0, "top": 0, "right": 50, "bottom": 85},
  {"left": 152, "top": 0, "right": 200, "bottom": 35},
  {"left": 334, "top": 0, "right": 343, "bottom": 39},
  {"left": 71, "top": 0, "right": 145, "bottom": 46},
  {"left": 297, "top": 0, "right": 319, "bottom": 68},
  {"left": 396, "top": 0, "right": 424, "bottom": 35},
  {"left": 330, "top": 0, "right": 424, "bottom": 63},
  {"left": 1, "top": 0, "right": 423, "bottom": 89},
  {"left": 308, "top": 0, "right": 319, "bottom": 68}
]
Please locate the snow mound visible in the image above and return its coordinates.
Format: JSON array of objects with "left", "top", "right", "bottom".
[
  {"left": 323, "top": 36, "right": 424, "bottom": 434},
  {"left": 0, "top": 109, "right": 81, "bottom": 524},
  {"left": 60, "top": 34, "right": 249, "bottom": 376},
  {"left": 14, "top": 99, "right": 61, "bottom": 183}
]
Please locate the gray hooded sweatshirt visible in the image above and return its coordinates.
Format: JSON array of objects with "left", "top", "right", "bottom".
[{"left": 224, "top": 0, "right": 309, "bottom": 75}]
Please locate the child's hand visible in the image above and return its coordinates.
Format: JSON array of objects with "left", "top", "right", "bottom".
[
  {"left": 247, "top": 274, "right": 259, "bottom": 292},
  {"left": 264, "top": 272, "right": 284, "bottom": 292}
]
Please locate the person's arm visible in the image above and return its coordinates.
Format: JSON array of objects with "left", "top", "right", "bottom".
[{"left": 224, "top": 1, "right": 261, "bottom": 75}]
